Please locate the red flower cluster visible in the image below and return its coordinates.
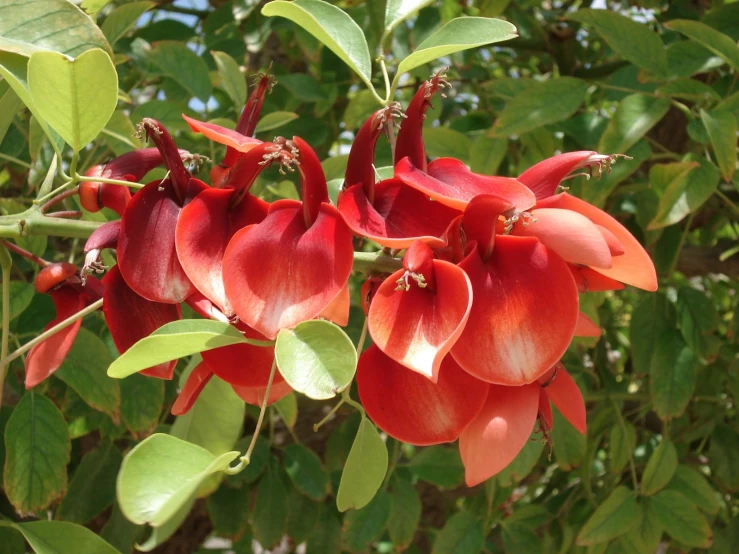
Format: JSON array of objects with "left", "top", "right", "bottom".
[{"left": 25, "top": 69, "right": 656, "bottom": 486}]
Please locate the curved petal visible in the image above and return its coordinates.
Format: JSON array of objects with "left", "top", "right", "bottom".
[
  {"left": 232, "top": 379, "right": 292, "bottom": 407},
  {"left": 537, "top": 193, "right": 657, "bottom": 291},
  {"left": 338, "top": 179, "right": 461, "bottom": 248},
  {"left": 568, "top": 265, "right": 625, "bottom": 292},
  {"left": 182, "top": 115, "right": 262, "bottom": 153},
  {"left": 513, "top": 208, "right": 613, "bottom": 269},
  {"left": 185, "top": 292, "right": 231, "bottom": 324},
  {"left": 458, "top": 383, "right": 540, "bottom": 486},
  {"left": 171, "top": 362, "right": 214, "bottom": 415},
  {"left": 396, "top": 157, "right": 535, "bottom": 211},
  {"left": 369, "top": 260, "right": 472, "bottom": 381},
  {"left": 357, "top": 346, "right": 489, "bottom": 446},
  {"left": 25, "top": 287, "right": 85, "bottom": 388},
  {"left": 517, "top": 151, "right": 596, "bottom": 200},
  {"left": 595, "top": 224, "right": 625, "bottom": 256},
  {"left": 103, "top": 265, "right": 181, "bottom": 379},
  {"left": 542, "top": 365, "right": 586, "bottom": 434},
  {"left": 84, "top": 220, "right": 121, "bottom": 253},
  {"left": 451, "top": 235, "right": 579, "bottom": 385},
  {"left": 575, "top": 312, "right": 601, "bottom": 337},
  {"left": 223, "top": 200, "right": 354, "bottom": 339},
  {"left": 118, "top": 178, "right": 207, "bottom": 303},
  {"left": 200, "top": 322, "right": 280, "bottom": 388},
  {"left": 176, "top": 187, "right": 268, "bottom": 316},
  {"left": 320, "top": 281, "right": 350, "bottom": 326}
]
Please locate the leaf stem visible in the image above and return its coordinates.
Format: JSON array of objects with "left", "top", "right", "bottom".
[
  {"left": 40, "top": 186, "right": 80, "bottom": 214},
  {"left": 379, "top": 57, "right": 391, "bottom": 104},
  {"left": 0, "top": 244, "right": 11, "bottom": 409},
  {"left": 313, "top": 398, "right": 346, "bottom": 432},
  {"left": 1, "top": 239, "right": 49, "bottom": 267},
  {"left": 0, "top": 152, "right": 33, "bottom": 170},
  {"left": 75, "top": 174, "right": 145, "bottom": 189}
]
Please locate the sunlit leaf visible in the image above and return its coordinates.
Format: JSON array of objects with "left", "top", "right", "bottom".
[{"left": 336, "top": 417, "right": 388, "bottom": 512}]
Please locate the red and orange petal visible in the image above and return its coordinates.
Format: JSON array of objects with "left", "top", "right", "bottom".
[
  {"left": 537, "top": 193, "right": 657, "bottom": 291},
  {"left": 451, "top": 235, "right": 579, "bottom": 386},
  {"left": 517, "top": 151, "right": 596, "bottom": 200},
  {"left": 222, "top": 200, "right": 354, "bottom": 339},
  {"left": 574, "top": 312, "right": 601, "bottom": 337},
  {"left": 356, "top": 346, "right": 489, "bottom": 446},
  {"left": 338, "top": 179, "right": 461, "bottom": 249},
  {"left": 459, "top": 383, "right": 541, "bottom": 486},
  {"left": 171, "top": 362, "right": 214, "bottom": 415},
  {"left": 118, "top": 178, "right": 207, "bottom": 304},
  {"left": 368, "top": 260, "right": 472, "bottom": 382},
  {"left": 182, "top": 115, "right": 262, "bottom": 153},
  {"left": 395, "top": 157, "right": 536, "bottom": 212},
  {"left": 540, "top": 365, "right": 587, "bottom": 434},
  {"left": 102, "top": 265, "right": 181, "bottom": 379},
  {"left": 25, "top": 287, "right": 86, "bottom": 388},
  {"left": 34, "top": 262, "right": 78, "bottom": 294},
  {"left": 176, "top": 187, "right": 268, "bottom": 316},
  {"left": 569, "top": 265, "right": 625, "bottom": 292},
  {"left": 232, "top": 379, "right": 292, "bottom": 407}
]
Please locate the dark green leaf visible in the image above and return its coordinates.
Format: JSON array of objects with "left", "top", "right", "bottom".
[
  {"left": 101, "top": 1, "right": 155, "bottom": 47},
  {"left": 408, "top": 445, "right": 464, "bottom": 488},
  {"left": 550, "top": 406, "right": 586, "bottom": 470},
  {"left": 666, "top": 465, "right": 719, "bottom": 515},
  {"left": 502, "top": 522, "right": 543, "bottom": 554},
  {"left": 619, "top": 499, "right": 662, "bottom": 554},
  {"left": 630, "top": 293, "right": 675, "bottom": 375},
  {"left": 226, "top": 434, "right": 270, "bottom": 486},
  {"left": 131, "top": 100, "right": 198, "bottom": 132},
  {"left": 212, "top": 50, "right": 247, "bottom": 107},
  {"left": 336, "top": 417, "right": 388, "bottom": 512},
  {"left": 0, "top": 281, "right": 34, "bottom": 322},
  {"left": 709, "top": 424, "right": 739, "bottom": 491},
  {"left": 283, "top": 444, "right": 328, "bottom": 501},
  {"left": 207, "top": 484, "right": 251, "bottom": 540},
  {"left": 576, "top": 487, "right": 640, "bottom": 545},
  {"left": 598, "top": 94, "right": 670, "bottom": 153},
  {"left": 387, "top": 476, "right": 421, "bottom": 551},
  {"left": 665, "top": 20, "right": 739, "bottom": 71},
  {"left": 650, "top": 330, "right": 697, "bottom": 421},
  {"left": 665, "top": 40, "right": 724, "bottom": 80},
  {"left": 701, "top": 109, "right": 737, "bottom": 182},
  {"left": 341, "top": 489, "right": 391, "bottom": 553},
  {"left": 147, "top": 41, "right": 213, "bottom": 102},
  {"left": 609, "top": 420, "right": 636, "bottom": 474},
  {"left": 100, "top": 503, "right": 143, "bottom": 554},
  {"left": 120, "top": 373, "right": 163, "bottom": 437},
  {"left": 641, "top": 440, "right": 678, "bottom": 496},
  {"left": 651, "top": 489, "right": 713, "bottom": 548},
  {"left": 656, "top": 78, "right": 720, "bottom": 103},
  {"left": 305, "top": 506, "right": 342, "bottom": 554},
  {"left": 431, "top": 510, "right": 484, "bottom": 554},
  {"left": 251, "top": 459, "right": 288, "bottom": 548},
  {"left": 677, "top": 286, "right": 720, "bottom": 359},
  {"left": 286, "top": 487, "right": 320, "bottom": 543}
]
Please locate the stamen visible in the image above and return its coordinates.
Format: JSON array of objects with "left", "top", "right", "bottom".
[
  {"left": 80, "top": 250, "right": 107, "bottom": 285},
  {"left": 394, "top": 270, "right": 428, "bottom": 291},
  {"left": 575, "top": 153, "right": 633, "bottom": 179},
  {"left": 503, "top": 211, "right": 537, "bottom": 234}
]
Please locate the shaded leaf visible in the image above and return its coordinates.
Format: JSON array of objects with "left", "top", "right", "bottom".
[
  {"left": 641, "top": 440, "right": 678, "bottom": 496},
  {"left": 341, "top": 490, "right": 392, "bottom": 553},
  {"left": 431, "top": 510, "right": 484, "bottom": 554},
  {"left": 251, "top": 459, "right": 288, "bottom": 548},
  {"left": 387, "top": 476, "right": 421, "bottom": 551},
  {"left": 283, "top": 443, "right": 329, "bottom": 501},
  {"left": 667, "top": 465, "right": 720, "bottom": 515},
  {"left": 651, "top": 489, "right": 713, "bottom": 548},
  {"left": 120, "top": 373, "right": 163, "bottom": 437},
  {"left": 576, "top": 487, "right": 640, "bottom": 545},
  {"left": 650, "top": 331, "right": 697, "bottom": 421},
  {"left": 101, "top": 1, "right": 155, "bottom": 47},
  {"left": 701, "top": 109, "right": 737, "bottom": 182},
  {"left": 408, "top": 446, "right": 464, "bottom": 488},
  {"left": 665, "top": 20, "right": 739, "bottom": 71}
]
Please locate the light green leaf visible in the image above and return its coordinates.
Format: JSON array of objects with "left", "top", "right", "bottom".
[
  {"left": 81, "top": 0, "right": 111, "bottom": 15},
  {"left": 0, "top": 88, "right": 22, "bottom": 145},
  {"left": 570, "top": 9, "right": 667, "bottom": 76},
  {"left": 283, "top": 443, "right": 329, "bottom": 501},
  {"left": 651, "top": 489, "right": 713, "bottom": 548},
  {"left": 432, "top": 510, "right": 484, "bottom": 554},
  {"left": 490, "top": 78, "right": 589, "bottom": 137},
  {"left": 117, "top": 433, "right": 238, "bottom": 527},
  {"left": 28, "top": 48, "right": 118, "bottom": 151},
  {"left": 387, "top": 476, "right": 422, "bottom": 551},
  {"left": 408, "top": 446, "right": 465, "bottom": 488},
  {"left": 341, "top": 490, "right": 392, "bottom": 552},
  {"left": 101, "top": 2, "right": 155, "bottom": 47},
  {"left": 650, "top": 330, "right": 697, "bottom": 421},
  {"left": 398, "top": 17, "right": 517, "bottom": 75},
  {"left": 657, "top": 78, "right": 720, "bottom": 103},
  {"left": 0, "top": 281, "right": 34, "bottom": 322},
  {"left": 136, "top": 496, "right": 194, "bottom": 552},
  {"left": 212, "top": 51, "right": 247, "bottom": 107},
  {"left": 598, "top": 94, "right": 670, "bottom": 153},
  {"left": 576, "top": 487, "right": 640, "bottom": 545},
  {"left": 701, "top": 109, "right": 737, "bottom": 182},
  {"left": 275, "top": 319, "right": 357, "bottom": 400},
  {"left": 470, "top": 136, "right": 507, "bottom": 176},
  {"left": 108, "top": 320, "right": 256, "bottom": 378},
  {"left": 262, "top": 0, "right": 373, "bottom": 89},
  {"left": 665, "top": 20, "right": 739, "bottom": 71},
  {"left": 103, "top": 109, "right": 143, "bottom": 156},
  {"left": 3, "top": 392, "right": 71, "bottom": 512},
  {"left": 254, "top": 111, "right": 300, "bottom": 133},
  {"left": 147, "top": 41, "right": 213, "bottom": 102},
  {"left": 641, "top": 440, "right": 678, "bottom": 496},
  {"left": 336, "top": 417, "right": 388, "bottom": 512},
  {"left": 251, "top": 459, "right": 288, "bottom": 548},
  {"left": 667, "top": 465, "right": 719, "bottom": 515},
  {"left": 384, "top": 0, "right": 435, "bottom": 35},
  {"left": 274, "top": 391, "right": 298, "bottom": 429},
  {"left": 423, "top": 127, "right": 473, "bottom": 161},
  {"left": 0, "top": 0, "right": 111, "bottom": 57},
  {"left": 0, "top": 520, "right": 120, "bottom": 554}
]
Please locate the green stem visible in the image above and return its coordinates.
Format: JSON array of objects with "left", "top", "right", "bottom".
[
  {"left": 75, "top": 174, "right": 145, "bottom": 189},
  {"left": 668, "top": 212, "right": 695, "bottom": 276},
  {"left": 352, "top": 251, "right": 402, "bottom": 274},
  {"left": 611, "top": 398, "right": 639, "bottom": 489},
  {"left": 313, "top": 398, "right": 346, "bottom": 432},
  {"left": 0, "top": 152, "right": 33, "bottom": 170},
  {"left": 0, "top": 244, "right": 11, "bottom": 409},
  {"left": 715, "top": 188, "right": 739, "bottom": 218},
  {"left": 379, "top": 58, "right": 391, "bottom": 104}
]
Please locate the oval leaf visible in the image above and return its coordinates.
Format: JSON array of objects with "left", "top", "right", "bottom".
[
  {"left": 598, "top": 94, "right": 670, "bottom": 153},
  {"left": 701, "top": 109, "right": 737, "bottom": 182},
  {"left": 431, "top": 510, "right": 484, "bottom": 554},
  {"left": 336, "top": 417, "right": 388, "bottom": 512},
  {"left": 665, "top": 20, "right": 739, "bottom": 71},
  {"left": 650, "top": 489, "right": 713, "bottom": 548},
  {"left": 666, "top": 465, "right": 720, "bottom": 515},
  {"left": 341, "top": 490, "right": 392, "bottom": 552},
  {"left": 3, "top": 521, "right": 121, "bottom": 554},
  {"left": 283, "top": 444, "right": 329, "bottom": 501},
  {"left": 101, "top": 1, "right": 155, "bottom": 47},
  {"left": 641, "top": 440, "right": 678, "bottom": 496},
  {"left": 251, "top": 459, "right": 288, "bottom": 548},
  {"left": 147, "top": 41, "right": 213, "bottom": 102},
  {"left": 576, "top": 486, "right": 640, "bottom": 546}
]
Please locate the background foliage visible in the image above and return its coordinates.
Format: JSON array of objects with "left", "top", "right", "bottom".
[{"left": 0, "top": 0, "right": 737, "bottom": 553}]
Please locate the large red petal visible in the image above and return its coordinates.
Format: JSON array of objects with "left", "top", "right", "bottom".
[
  {"left": 458, "top": 383, "right": 540, "bottom": 486},
  {"left": 182, "top": 115, "right": 262, "bottom": 152},
  {"left": 542, "top": 365, "right": 587, "bottom": 434},
  {"left": 232, "top": 379, "right": 292, "bottom": 406},
  {"left": 513, "top": 208, "right": 613, "bottom": 269},
  {"left": 517, "top": 151, "right": 596, "bottom": 200},
  {"left": 451, "top": 235, "right": 579, "bottom": 385},
  {"left": 357, "top": 346, "right": 489, "bottom": 446},
  {"left": 222, "top": 200, "right": 354, "bottom": 339},
  {"left": 103, "top": 265, "right": 181, "bottom": 379},
  {"left": 171, "top": 362, "right": 214, "bottom": 415},
  {"left": 537, "top": 193, "right": 657, "bottom": 291},
  {"left": 118, "top": 178, "right": 207, "bottom": 303},
  {"left": 200, "top": 322, "right": 280, "bottom": 388},
  {"left": 568, "top": 265, "right": 625, "bottom": 292},
  {"left": 25, "top": 288, "right": 85, "bottom": 388},
  {"left": 368, "top": 260, "right": 472, "bottom": 381},
  {"left": 176, "top": 188, "right": 268, "bottom": 316},
  {"left": 338, "top": 179, "right": 461, "bottom": 248}
]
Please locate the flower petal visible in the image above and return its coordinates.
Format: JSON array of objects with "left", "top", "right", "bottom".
[
  {"left": 575, "top": 312, "right": 601, "bottom": 337},
  {"left": 451, "top": 235, "right": 579, "bottom": 385},
  {"left": 543, "top": 365, "right": 586, "bottom": 434},
  {"left": 595, "top": 224, "right": 625, "bottom": 256},
  {"left": 319, "top": 281, "right": 350, "bottom": 326},
  {"left": 232, "top": 379, "right": 292, "bottom": 406},
  {"left": 458, "top": 383, "right": 540, "bottom": 486},
  {"left": 517, "top": 151, "right": 596, "bottom": 200},
  {"left": 537, "top": 193, "right": 657, "bottom": 291},
  {"left": 182, "top": 115, "right": 262, "bottom": 152},
  {"left": 223, "top": 200, "right": 354, "bottom": 339},
  {"left": 568, "top": 265, "right": 625, "bottom": 292},
  {"left": 171, "top": 361, "right": 214, "bottom": 415},
  {"left": 357, "top": 346, "right": 489, "bottom": 445},
  {"left": 103, "top": 265, "right": 181, "bottom": 379}
]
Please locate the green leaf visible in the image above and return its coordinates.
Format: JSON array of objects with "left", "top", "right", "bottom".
[
  {"left": 108, "top": 320, "right": 255, "bottom": 378},
  {"left": 709, "top": 424, "right": 739, "bottom": 491},
  {"left": 598, "top": 94, "right": 670, "bottom": 153},
  {"left": 0, "top": 88, "right": 22, "bottom": 145},
  {"left": 81, "top": 0, "right": 112, "bottom": 16},
  {"left": 101, "top": 1, "right": 155, "bottom": 47},
  {"left": 490, "top": 78, "right": 589, "bottom": 137},
  {"left": 117, "top": 433, "right": 238, "bottom": 527},
  {"left": 469, "top": 136, "right": 507, "bottom": 176},
  {"left": 103, "top": 109, "right": 143, "bottom": 156},
  {"left": 576, "top": 487, "right": 641, "bottom": 546},
  {"left": 336, "top": 417, "right": 388, "bottom": 512},
  {"left": 55, "top": 328, "right": 120, "bottom": 422},
  {"left": 28, "top": 48, "right": 118, "bottom": 151},
  {"left": 501, "top": 522, "right": 543, "bottom": 554},
  {"left": 431, "top": 510, "right": 484, "bottom": 554},
  {"left": 57, "top": 441, "right": 122, "bottom": 523},
  {"left": 120, "top": 373, "right": 163, "bottom": 437},
  {"left": 496, "top": 435, "right": 544, "bottom": 486},
  {"left": 665, "top": 20, "right": 739, "bottom": 71},
  {"left": 641, "top": 440, "right": 678, "bottom": 496},
  {"left": 212, "top": 50, "right": 247, "bottom": 107},
  {"left": 3, "top": 392, "right": 71, "bottom": 512},
  {"left": 619, "top": 499, "right": 662, "bottom": 554},
  {"left": 656, "top": 78, "right": 720, "bottom": 103},
  {"left": 207, "top": 484, "right": 251, "bottom": 540},
  {"left": 423, "top": 127, "right": 473, "bottom": 161},
  {"left": 387, "top": 476, "right": 421, "bottom": 550},
  {"left": 569, "top": 9, "right": 667, "bottom": 76},
  {"left": 225, "top": 434, "right": 270, "bottom": 486},
  {"left": 0, "top": 281, "right": 34, "bottom": 322},
  {"left": 251, "top": 459, "right": 288, "bottom": 548},
  {"left": 397, "top": 17, "right": 517, "bottom": 76},
  {"left": 609, "top": 420, "right": 636, "bottom": 474},
  {"left": 667, "top": 465, "right": 719, "bottom": 515},
  {"left": 0, "top": 520, "right": 121, "bottom": 554},
  {"left": 665, "top": 40, "right": 724, "bottom": 80},
  {"left": 147, "top": 41, "right": 213, "bottom": 102},
  {"left": 650, "top": 330, "right": 697, "bottom": 421},
  {"left": 408, "top": 446, "right": 465, "bottom": 488},
  {"left": 136, "top": 496, "right": 194, "bottom": 552},
  {"left": 286, "top": 488, "right": 320, "bottom": 543},
  {"left": 650, "top": 490, "right": 713, "bottom": 548},
  {"left": 701, "top": 109, "right": 737, "bottom": 182},
  {"left": 254, "top": 110, "right": 300, "bottom": 133},
  {"left": 100, "top": 503, "right": 143, "bottom": 554},
  {"left": 275, "top": 319, "right": 357, "bottom": 400},
  {"left": 341, "top": 490, "right": 392, "bottom": 552},
  {"left": 0, "top": 0, "right": 111, "bottom": 57},
  {"left": 384, "top": 0, "right": 435, "bottom": 36},
  {"left": 274, "top": 391, "right": 298, "bottom": 429},
  {"left": 262, "top": 0, "right": 373, "bottom": 89},
  {"left": 305, "top": 506, "right": 342, "bottom": 554},
  {"left": 550, "top": 406, "right": 586, "bottom": 470},
  {"left": 630, "top": 293, "right": 675, "bottom": 375},
  {"left": 283, "top": 443, "right": 329, "bottom": 501},
  {"left": 677, "top": 286, "right": 720, "bottom": 359},
  {"left": 131, "top": 100, "right": 198, "bottom": 132}
]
